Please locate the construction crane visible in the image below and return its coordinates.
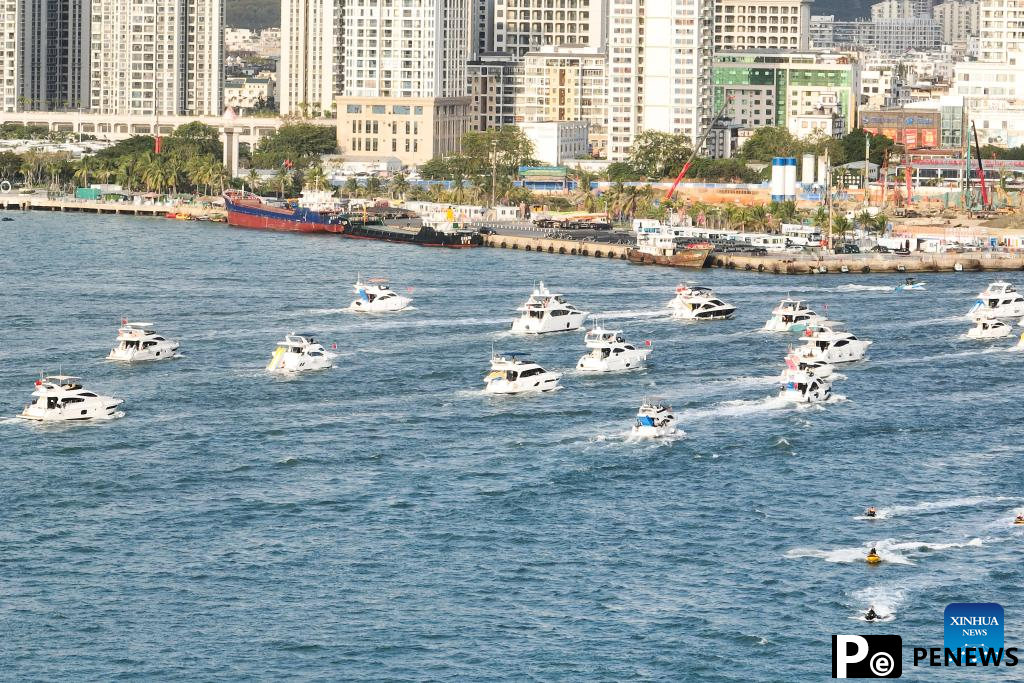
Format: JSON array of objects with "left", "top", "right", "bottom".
[{"left": 664, "top": 98, "right": 733, "bottom": 201}]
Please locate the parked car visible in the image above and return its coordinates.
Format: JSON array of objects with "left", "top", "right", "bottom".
[
  {"left": 835, "top": 244, "right": 861, "bottom": 254},
  {"left": 869, "top": 245, "right": 890, "bottom": 253}
]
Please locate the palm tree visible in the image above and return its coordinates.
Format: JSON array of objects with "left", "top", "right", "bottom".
[
  {"left": 365, "top": 175, "right": 383, "bottom": 198},
  {"left": 304, "top": 165, "right": 328, "bottom": 191},
  {"left": 116, "top": 158, "right": 137, "bottom": 192},
  {"left": 73, "top": 156, "right": 94, "bottom": 187},
  {"left": 344, "top": 176, "right": 359, "bottom": 198},
  {"left": 571, "top": 167, "right": 599, "bottom": 212},
  {"left": 246, "top": 168, "right": 261, "bottom": 194},
  {"left": 389, "top": 173, "right": 409, "bottom": 200},
  {"left": 275, "top": 167, "right": 291, "bottom": 198},
  {"left": 831, "top": 214, "right": 851, "bottom": 237},
  {"left": 748, "top": 204, "right": 770, "bottom": 233},
  {"left": 206, "top": 161, "right": 229, "bottom": 195}
]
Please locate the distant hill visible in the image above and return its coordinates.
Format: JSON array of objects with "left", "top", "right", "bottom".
[
  {"left": 223, "top": 0, "right": 871, "bottom": 33},
  {"left": 811, "top": 0, "right": 874, "bottom": 20},
  {"left": 227, "top": 0, "right": 279, "bottom": 31}
]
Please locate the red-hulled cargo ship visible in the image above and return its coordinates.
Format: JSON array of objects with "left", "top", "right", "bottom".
[
  {"left": 223, "top": 190, "right": 346, "bottom": 233},
  {"left": 223, "top": 190, "right": 484, "bottom": 248}
]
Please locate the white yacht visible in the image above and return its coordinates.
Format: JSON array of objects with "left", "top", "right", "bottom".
[
  {"left": 667, "top": 285, "right": 736, "bottom": 320},
  {"left": 967, "top": 318, "right": 1013, "bottom": 339},
  {"left": 349, "top": 277, "right": 412, "bottom": 313},
  {"left": 484, "top": 353, "right": 562, "bottom": 394},
  {"left": 576, "top": 323, "right": 651, "bottom": 373},
  {"left": 795, "top": 330, "right": 872, "bottom": 364},
  {"left": 779, "top": 351, "right": 835, "bottom": 381},
  {"left": 763, "top": 299, "right": 826, "bottom": 333},
  {"left": 19, "top": 375, "right": 124, "bottom": 422},
  {"left": 107, "top": 321, "right": 180, "bottom": 362},
  {"left": 632, "top": 400, "right": 680, "bottom": 438},
  {"left": 266, "top": 333, "right": 336, "bottom": 374},
  {"left": 967, "top": 282, "right": 1024, "bottom": 319},
  {"left": 779, "top": 369, "right": 833, "bottom": 403},
  {"left": 510, "top": 281, "right": 588, "bottom": 334}
]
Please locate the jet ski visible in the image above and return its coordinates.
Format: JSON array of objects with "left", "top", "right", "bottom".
[
  {"left": 866, "top": 548, "right": 882, "bottom": 564},
  {"left": 1015, "top": 515, "right": 1024, "bottom": 526},
  {"left": 865, "top": 507, "right": 877, "bottom": 518},
  {"left": 865, "top": 608, "right": 879, "bottom": 622},
  {"left": 896, "top": 278, "right": 925, "bottom": 291}
]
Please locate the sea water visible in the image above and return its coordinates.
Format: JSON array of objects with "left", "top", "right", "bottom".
[{"left": 2, "top": 214, "right": 1022, "bottom": 680}]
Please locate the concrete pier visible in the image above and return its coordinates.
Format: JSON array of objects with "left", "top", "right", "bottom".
[
  {"left": 0, "top": 196, "right": 223, "bottom": 218},
  {"left": 709, "top": 252, "right": 1024, "bottom": 274},
  {"left": 483, "top": 233, "right": 630, "bottom": 260}
]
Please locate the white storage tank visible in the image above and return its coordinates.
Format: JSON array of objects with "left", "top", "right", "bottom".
[
  {"left": 801, "top": 154, "right": 815, "bottom": 185},
  {"left": 784, "top": 157, "right": 797, "bottom": 200},
  {"left": 771, "top": 157, "right": 785, "bottom": 202}
]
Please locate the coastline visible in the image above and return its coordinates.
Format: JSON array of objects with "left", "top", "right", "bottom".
[{"left": 6, "top": 195, "right": 1024, "bottom": 273}]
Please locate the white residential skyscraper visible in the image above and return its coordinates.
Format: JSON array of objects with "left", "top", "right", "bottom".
[
  {"left": 335, "top": 0, "right": 473, "bottom": 165},
  {"left": 978, "top": 0, "right": 1024, "bottom": 62},
  {"left": 607, "top": 0, "right": 715, "bottom": 161},
  {"left": 279, "top": 0, "right": 344, "bottom": 116},
  {"left": 493, "top": 0, "right": 607, "bottom": 57},
  {"left": 0, "top": 0, "right": 91, "bottom": 112},
  {"left": 89, "top": 0, "right": 224, "bottom": 116},
  {"left": 714, "top": 0, "right": 811, "bottom": 52}
]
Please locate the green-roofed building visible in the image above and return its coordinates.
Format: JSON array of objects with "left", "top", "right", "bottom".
[{"left": 712, "top": 51, "right": 861, "bottom": 143}]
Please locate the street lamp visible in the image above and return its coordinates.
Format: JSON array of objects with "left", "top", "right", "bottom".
[{"left": 490, "top": 139, "right": 498, "bottom": 210}]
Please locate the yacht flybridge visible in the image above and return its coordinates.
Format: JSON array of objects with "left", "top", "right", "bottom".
[
  {"left": 349, "top": 277, "right": 412, "bottom": 313},
  {"left": 967, "top": 318, "right": 1013, "bottom": 339},
  {"left": 968, "top": 281, "right": 1024, "bottom": 319},
  {"left": 631, "top": 400, "right": 680, "bottom": 438},
  {"left": 763, "top": 299, "right": 826, "bottom": 333},
  {"left": 667, "top": 285, "right": 736, "bottom": 321},
  {"left": 266, "top": 333, "right": 336, "bottom": 374},
  {"left": 576, "top": 322, "right": 651, "bottom": 372},
  {"left": 779, "top": 366, "right": 833, "bottom": 403},
  {"left": 19, "top": 375, "right": 124, "bottom": 422},
  {"left": 510, "top": 281, "right": 588, "bottom": 334},
  {"left": 795, "top": 330, "right": 872, "bottom": 364},
  {"left": 484, "top": 352, "right": 562, "bottom": 394},
  {"left": 107, "top": 321, "right": 180, "bottom": 362}
]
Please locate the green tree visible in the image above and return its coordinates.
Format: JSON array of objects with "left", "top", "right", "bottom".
[
  {"left": 389, "top": 173, "right": 409, "bottom": 200},
  {"left": 246, "top": 168, "right": 262, "bottom": 194},
  {"left": 365, "top": 175, "right": 383, "bottom": 198},
  {"left": 627, "top": 131, "right": 692, "bottom": 178},
  {"left": 837, "top": 129, "right": 895, "bottom": 167},
  {"left": 72, "top": 156, "right": 94, "bottom": 187},
  {"left": 344, "top": 176, "right": 359, "bottom": 197},
  {"left": 571, "top": 167, "right": 599, "bottom": 212},
  {"left": 606, "top": 161, "right": 640, "bottom": 182},
  {"left": 253, "top": 123, "right": 337, "bottom": 168},
  {"left": 738, "top": 127, "right": 807, "bottom": 162},
  {"left": 0, "top": 151, "right": 23, "bottom": 181}
]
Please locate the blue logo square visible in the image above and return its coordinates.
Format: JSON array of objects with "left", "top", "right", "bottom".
[{"left": 944, "top": 603, "right": 1004, "bottom": 654}]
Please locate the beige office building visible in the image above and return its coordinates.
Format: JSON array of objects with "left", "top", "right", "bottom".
[{"left": 336, "top": 0, "right": 473, "bottom": 166}]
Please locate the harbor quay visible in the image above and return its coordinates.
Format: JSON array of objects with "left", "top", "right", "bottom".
[{"left": 5, "top": 195, "right": 1024, "bottom": 273}]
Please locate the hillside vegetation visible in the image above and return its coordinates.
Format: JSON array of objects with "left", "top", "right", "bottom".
[{"left": 226, "top": 0, "right": 279, "bottom": 31}]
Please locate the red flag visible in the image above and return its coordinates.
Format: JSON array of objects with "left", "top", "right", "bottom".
[{"left": 155, "top": 136, "right": 162, "bottom": 154}]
